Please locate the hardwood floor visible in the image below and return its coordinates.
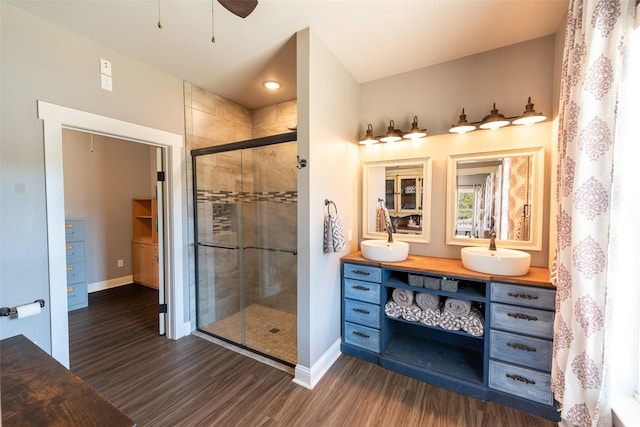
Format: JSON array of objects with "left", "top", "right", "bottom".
[{"left": 69, "top": 285, "right": 555, "bottom": 426}]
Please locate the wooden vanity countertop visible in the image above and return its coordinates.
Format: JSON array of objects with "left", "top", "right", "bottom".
[{"left": 342, "top": 251, "right": 553, "bottom": 288}]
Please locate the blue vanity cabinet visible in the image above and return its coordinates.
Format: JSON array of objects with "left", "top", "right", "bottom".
[
  {"left": 488, "top": 282, "right": 557, "bottom": 419},
  {"left": 340, "top": 254, "right": 559, "bottom": 422},
  {"left": 341, "top": 263, "right": 383, "bottom": 363},
  {"left": 65, "top": 220, "right": 87, "bottom": 311}
]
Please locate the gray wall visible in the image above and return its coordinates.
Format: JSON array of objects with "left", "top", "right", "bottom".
[
  {"left": 62, "top": 129, "right": 155, "bottom": 285},
  {"left": 0, "top": 3, "right": 185, "bottom": 353},
  {"left": 359, "top": 35, "right": 559, "bottom": 267}
]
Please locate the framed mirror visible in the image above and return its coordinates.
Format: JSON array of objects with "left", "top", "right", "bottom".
[
  {"left": 363, "top": 158, "right": 432, "bottom": 243},
  {"left": 446, "top": 147, "right": 544, "bottom": 250}
]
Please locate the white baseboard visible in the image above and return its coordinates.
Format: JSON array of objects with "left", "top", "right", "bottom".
[
  {"left": 182, "top": 321, "right": 192, "bottom": 337},
  {"left": 87, "top": 275, "right": 133, "bottom": 293},
  {"left": 293, "top": 338, "right": 342, "bottom": 389}
]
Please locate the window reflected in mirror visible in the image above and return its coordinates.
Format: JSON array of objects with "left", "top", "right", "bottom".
[{"left": 446, "top": 148, "right": 544, "bottom": 250}]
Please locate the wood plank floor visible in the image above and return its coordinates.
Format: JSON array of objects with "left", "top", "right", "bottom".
[{"left": 69, "top": 284, "right": 555, "bottom": 427}]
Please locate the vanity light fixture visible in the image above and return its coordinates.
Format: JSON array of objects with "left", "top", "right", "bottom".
[
  {"left": 511, "top": 97, "right": 547, "bottom": 125},
  {"left": 403, "top": 116, "right": 427, "bottom": 139},
  {"left": 380, "top": 120, "right": 403, "bottom": 143},
  {"left": 449, "top": 97, "right": 547, "bottom": 134},
  {"left": 359, "top": 124, "right": 379, "bottom": 145},
  {"left": 478, "top": 103, "right": 510, "bottom": 130},
  {"left": 449, "top": 108, "right": 477, "bottom": 134},
  {"left": 263, "top": 80, "right": 282, "bottom": 90}
]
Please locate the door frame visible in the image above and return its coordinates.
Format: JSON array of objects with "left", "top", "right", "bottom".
[{"left": 38, "top": 101, "right": 186, "bottom": 368}]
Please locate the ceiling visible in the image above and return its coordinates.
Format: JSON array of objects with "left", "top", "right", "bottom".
[{"left": 8, "top": 0, "right": 568, "bottom": 110}]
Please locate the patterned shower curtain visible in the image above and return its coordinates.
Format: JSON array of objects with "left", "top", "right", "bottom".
[{"left": 552, "top": 0, "right": 636, "bottom": 426}]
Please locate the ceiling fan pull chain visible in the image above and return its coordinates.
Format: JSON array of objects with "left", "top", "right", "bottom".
[
  {"left": 157, "top": 0, "right": 163, "bottom": 29},
  {"left": 211, "top": 0, "right": 216, "bottom": 43}
]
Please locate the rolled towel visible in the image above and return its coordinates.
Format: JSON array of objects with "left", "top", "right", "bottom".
[
  {"left": 415, "top": 292, "right": 440, "bottom": 311},
  {"left": 392, "top": 288, "right": 414, "bottom": 307},
  {"left": 439, "top": 310, "right": 461, "bottom": 331},
  {"left": 443, "top": 298, "right": 471, "bottom": 317},
  {"left": 461, "top": 308, "right": 485, "bottom": 337},
  {"left": 419, "top": 308, "right": 441, "bottom": 326},
  {"left": 384, "top": 301, "right": 403, "bottom": 318},
  {"left": 402, "top": 304, "right": 422, "bottom": 322}
]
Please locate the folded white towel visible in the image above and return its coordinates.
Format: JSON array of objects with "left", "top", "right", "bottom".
[
  {"left": 402, "top": 304, "right": 422, "bottom": 322},
  {"left": 443, "top": 298, "right": 471, "bottom": 317},
  {"left": 439, "top": 310, "right": 461, "bottom": 331},
  {"left": 392, "top": 288, "right": 414, "bottom": 307},
  {"left": 384, "top": 301, "right": 403, "bottom": 318},
  {"left": 461, "top": 308, "right": 485, "bottom": 337},
  {"left": 416, "top": 293, "right": 440, "bottom": 311},
  {"left": 419, "top": 308, "right": 441, "bottom": 326}
]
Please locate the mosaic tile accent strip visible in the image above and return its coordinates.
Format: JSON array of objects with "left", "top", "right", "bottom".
[{"left": 197, "top": 189, "right": 297, "bottom": 204}]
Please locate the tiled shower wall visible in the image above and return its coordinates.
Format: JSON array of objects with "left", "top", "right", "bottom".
[{"left": 184, "top": 82, "right": 298, "bottom": 326}]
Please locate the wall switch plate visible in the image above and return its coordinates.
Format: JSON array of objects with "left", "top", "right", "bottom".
[
  {"left": 100, "top": 58, "right": 112, "bottom": 76},
  {"left": 117, "top": 259, "right": 124, "bottom": 268},
  {"left": 101, "top": 74, "right": 113, "bottom": 91}
]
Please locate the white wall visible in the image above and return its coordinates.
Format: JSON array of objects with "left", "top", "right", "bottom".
[
  {"left": 296, "top": 28, "right": 360, "bottom": 384},
  {"left": 0, "top": 3, "right": 185, "bottom": 354}
]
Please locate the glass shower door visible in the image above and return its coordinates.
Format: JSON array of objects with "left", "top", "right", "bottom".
[{"left": 193, "top": 138, "right": 297, "bottom": 366}]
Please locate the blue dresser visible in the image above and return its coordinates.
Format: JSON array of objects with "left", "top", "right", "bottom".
[{"left": 65, "top": 220, "right": 87, "bottom": 311}]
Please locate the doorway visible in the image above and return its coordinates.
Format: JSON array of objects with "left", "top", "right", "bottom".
[
  {"left": 192, "top": 134, "right": 297, "bottom": 366},
  {"left": 38, "top": 101, "right": 185, "bottom": 368},
  {"left": 61, "top": 129, "right": 166, "bottom": 334}
]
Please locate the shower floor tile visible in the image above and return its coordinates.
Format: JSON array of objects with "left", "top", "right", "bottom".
[{"left": 200, "top": 304, "right": 297, "bottom": 365}]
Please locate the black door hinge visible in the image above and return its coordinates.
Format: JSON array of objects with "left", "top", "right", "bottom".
[
  {"left": 159, "top": 303, "right": 167, "bottom": 314},
  {"left": 157, "top": 171, "right": 166, "bottom": 182}
]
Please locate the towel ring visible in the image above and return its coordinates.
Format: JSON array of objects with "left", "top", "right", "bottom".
[{"left": 324, "top": 199, "right": 338, "bottom": 216}]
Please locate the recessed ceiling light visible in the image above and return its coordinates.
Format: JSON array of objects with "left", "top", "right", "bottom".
[{"left": 263, "top": 81, "right": 282, "bottom": 90}]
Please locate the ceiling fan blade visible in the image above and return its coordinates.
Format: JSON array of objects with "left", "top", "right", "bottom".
[{"left": 218, "top": 0, "right": 258, "bottom": 18}]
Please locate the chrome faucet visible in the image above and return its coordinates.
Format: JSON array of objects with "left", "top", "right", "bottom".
[
  {"left": 386, "top": 223, "right": 394, "bottom": 244},
  {"left": 489, "top": 230, "right": 497, "bottom": 251}
]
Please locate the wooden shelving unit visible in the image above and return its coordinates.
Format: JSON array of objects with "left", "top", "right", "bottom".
[{"left": 132, "top": 198, "right": 158, "bottom": 289}]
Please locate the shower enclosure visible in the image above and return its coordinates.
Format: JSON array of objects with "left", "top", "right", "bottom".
[{"left": 192, "top": 133, "right": 297, "bottom": 365}]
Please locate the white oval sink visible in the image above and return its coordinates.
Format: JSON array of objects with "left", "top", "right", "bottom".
[
  {"left": 361, "top": 240, "right": 409, "bottom": 262},
  {"left": 461, "top": 247, "right": 531, "bottom": 276}
]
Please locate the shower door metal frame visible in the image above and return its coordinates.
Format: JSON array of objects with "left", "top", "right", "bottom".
[{"left": 191, "top": 131, "right": 297, "bottom": 363}]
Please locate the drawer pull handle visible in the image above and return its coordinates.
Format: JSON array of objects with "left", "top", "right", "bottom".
[
  {"left": 352, "top": 270, "right": 371, "bottom": 276},
  {"left": 507, "top": 292, "right": 538, "bottom": 300},
  {"left": 508, "top": 312, "right": 538, "bottom": 321},
  {"left": 352, "top": 285, "right": 371, "bottom": 291},
  {"left": 352, "top": 331, "right": 370, "bottom": 339},
  {"left": 65, "top": 223, "right": 73, "bottom": 228},
  {"left": 506, "top": 373, "right": 536, "bottom": 385},
  {"left": 353, "top": 308, "right": 370, "bottom": 315},
  {"left": 67, "top": 287, "right": 74, "bottom": 293},
  {"left": 66, "top": 245, "right": 73, "bottom": 250},
  {"left": 66, "top": 266, "right": 73, "bottom": 271},
  {"left": 507, "top": 342, "right": 537, "bottom": 352}
]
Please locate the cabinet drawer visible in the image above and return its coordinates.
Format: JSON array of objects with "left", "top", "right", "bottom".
[
  {"left": 344, "top": 322, "right": 380, "bottom": 353},
  {"left": 489, "top": 360, "right": 553, "bottom": 405},
  {"left": 67, "top": 282, "right": 87, "bottom": 307},
  {"left": 491, "top": 303, "right": 554, "bottom": 339},
  {"left": 344, "top": 263, "right": 381, "bottom": 283},
  {"left": 65, "top": 220, "right": 86, "bottom": 243},
  {"left": 66, "top": 262, "right": 86, "bottom": 285},
  {"left": 344, "top": 299, "right": 380, "bottom": 329},
  {"left": 490, "top": 330, "right": 552, "bottom": 372},
  {"left": 343, "top": 278, "right": 381, "bottom": 305},
  {"left": 491, "top": 283, "right": 555, "bottom": 310},
  {"left": 65, "top": 241, "right": 85, "bottom": 264}
]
